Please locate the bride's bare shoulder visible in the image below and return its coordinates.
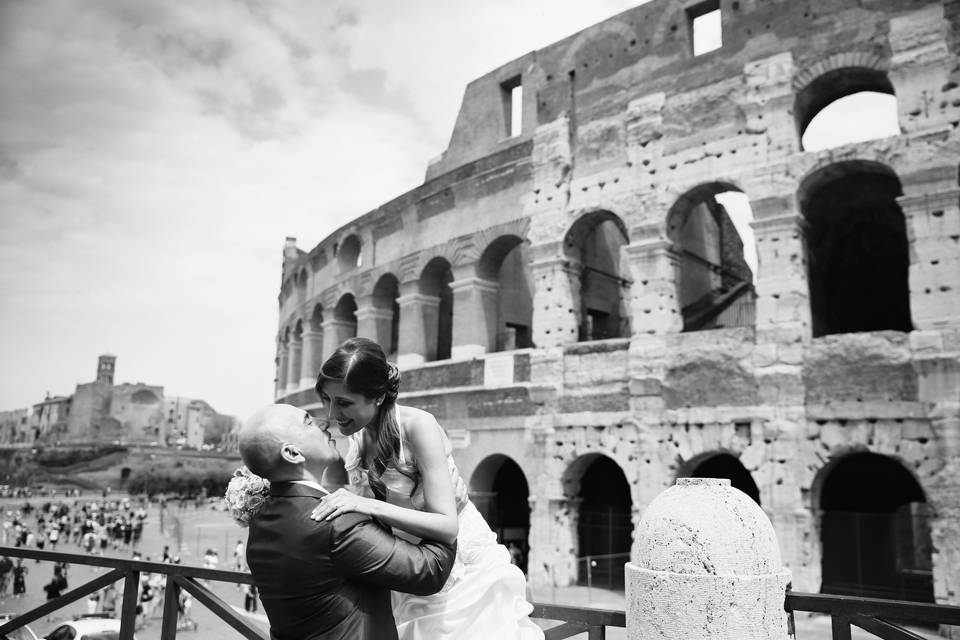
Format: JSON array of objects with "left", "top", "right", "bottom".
[{"left": 395, "top": 405, "right": 441, "bottom": 433}]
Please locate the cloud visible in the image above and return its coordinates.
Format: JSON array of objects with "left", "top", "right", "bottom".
[{"left": 0, "top": 0, "right": 649, "bottom": 419}]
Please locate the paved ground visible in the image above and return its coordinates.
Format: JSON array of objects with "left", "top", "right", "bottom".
[{"left": 0, "top": 494, "right": 950, "bottom": 639}]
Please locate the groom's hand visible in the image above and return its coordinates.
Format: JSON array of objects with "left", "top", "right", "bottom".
[{"left": 311, "top": 488, "right": 371, "bottom": 522}]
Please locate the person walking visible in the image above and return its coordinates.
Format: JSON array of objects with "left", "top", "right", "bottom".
[{"left": 11, "top": 559, "right": 27, "bottom": 597}]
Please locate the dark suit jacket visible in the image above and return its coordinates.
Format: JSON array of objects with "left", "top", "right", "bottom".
[{"left": 245, "top": 481, "right": 456, "bottom": 640}]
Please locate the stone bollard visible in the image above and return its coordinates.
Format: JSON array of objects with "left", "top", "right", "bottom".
[{"left": 625, "top": 478, "right": 793, "bottom": 640}]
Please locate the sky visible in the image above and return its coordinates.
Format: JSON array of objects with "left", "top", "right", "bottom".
[
  {"left": 0, "top": 1, "right": 897, "bottom": 424},
  {"left": 0, "top": 0, "right": 659, "bottom": 421}
]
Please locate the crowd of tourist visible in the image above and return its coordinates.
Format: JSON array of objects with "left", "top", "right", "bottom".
[{"left": 0, "top": 493, "right": 202, "bottom": 630}]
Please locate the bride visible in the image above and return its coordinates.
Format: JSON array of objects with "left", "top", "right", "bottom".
[{"left": 310, "top": 337, "right": 543, "bottom": 639}]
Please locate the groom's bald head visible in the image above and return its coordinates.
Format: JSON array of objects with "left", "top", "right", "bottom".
[{"left": 240, "top": 404, "right": 336, "bottom": 481}]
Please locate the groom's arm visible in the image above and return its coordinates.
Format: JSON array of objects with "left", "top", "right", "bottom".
[{"left": 329, "top": 513, "right": 456, "bottom": 596}]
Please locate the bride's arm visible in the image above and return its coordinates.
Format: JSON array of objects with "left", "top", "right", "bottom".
[{"left": 312, "top": 413, "right": 460, "bottom": 544}]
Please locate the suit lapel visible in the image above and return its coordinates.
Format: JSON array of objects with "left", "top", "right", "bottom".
[{"left": 269, "top": 481, "right": 328, "bottom": 499}]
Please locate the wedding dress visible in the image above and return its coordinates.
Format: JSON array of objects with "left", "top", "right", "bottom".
[{"left": 343, "top": 423, "right": 544, "bottom": 639}]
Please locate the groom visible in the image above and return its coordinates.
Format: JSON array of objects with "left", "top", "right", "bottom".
[{"left": 239, "top": 403, "right": 456, "bottom": 640}]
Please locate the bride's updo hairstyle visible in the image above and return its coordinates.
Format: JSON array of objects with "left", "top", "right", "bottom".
[{"left": 315, "top": 337, "right": 416, "bottom": 496}]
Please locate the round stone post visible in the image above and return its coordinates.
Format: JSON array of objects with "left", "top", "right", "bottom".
[{"left": 626, "top": 478, "right": 793, "bottom": 639}]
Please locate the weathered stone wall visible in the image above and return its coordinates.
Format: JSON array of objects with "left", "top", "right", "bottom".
[{"left": 277, "top": 0, "right": 960, "bottom": 612}]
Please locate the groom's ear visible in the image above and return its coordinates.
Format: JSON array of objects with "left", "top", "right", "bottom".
[{"left": 280, "top": 443, "right": 305, "bottom": 464}]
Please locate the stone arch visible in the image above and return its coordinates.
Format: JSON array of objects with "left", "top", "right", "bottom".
[
  {"left": 337, "top": 234, "right": 363, "bottom": 271},
  {"left": 797, "top": 160, "right": 911, "bottom": 337},
  {"left": 666, "top": 182, "right": 755, "bottom": 332},
  {"left": 813, "top": 451, "right": 933, "bottom": 602},
  {"left": 562, "top": 453, "right": 632, "bottom": 590},
  {"left": 478, "top": 235, "right": 534, "bottom": 351},
  {"left": 793, "top": 61, "right": 894, "bottom": 149},
  {"left": 131, "top": 389, "right": 159, "bottom": 405},
  {"left": 372, "top": 273, "right": 400, "bottom": 356},
  {"left": 469, "top": 454, "right": 531, "bottom": 571},
  {"left": 419, "top": 257, "right": 454, "bottom": 361},
  {"left": 677, "top": 450, "right": 760, "bottom": 505},
  {"left": 333, "top": 293, "right": 358, "bottom": 338},
  {"left": 563, "top": 210, "right": 631, "bottom": 342}
]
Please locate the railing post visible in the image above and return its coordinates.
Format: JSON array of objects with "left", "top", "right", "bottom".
[
  {"left": 625, "top": 478, "right": 793, "bottom": 639},
  {"left": 160, "top": 575, "right": 181, "bottom": 640},
  {"left": 119, "top": 569, "right": 140, "bottom": 640}
]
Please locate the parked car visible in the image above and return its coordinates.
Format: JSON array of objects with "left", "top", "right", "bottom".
[
  {"left": 0, "top": 613, "right": 39, "bottom": 640},
  {"left": 41, "top": 614, "right": 136, "bottom": 640}
]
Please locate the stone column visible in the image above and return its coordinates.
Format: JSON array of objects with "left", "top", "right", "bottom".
[
  {"left": 526, "top": 495, "right": 581, "bottom": 591},
  {"left": 275, "top": 344, "right": 289, "bottom": 399},
  {"left": 356, "top": 295, "right": 397, "bottom": 354},
  {"left": 299, "top": 328, "right": 323, "bottom": 388},
  {"left": 897, "top": 175, "right": 960, "bottom": 329},
  {"left": 285, "top": 334, "right": 302, "bottom": 395},
  {"left": 450, "top": 275, "right": 500, "bottom": 359},
  {"left": 624, "top": 224, "right": 682, "bottom": 336},
  {"left": 396, "top": 282, "right": 440, "bottom": 368},
  {"left": 749, "top": 199, "right": 810, "bottom": 334},
  {"left": 321, "top": 318, "right": 356, "bottom": 364},
  {"left": 530, "top": 242, "right": 581, "bottom": 348},
  {"left": 626, "top": 478, "right": 793, "bottom": 639}
]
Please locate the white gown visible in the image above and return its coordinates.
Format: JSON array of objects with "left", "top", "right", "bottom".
[{"left": 343, "top": 424, "right": 544, "bottom": 639}]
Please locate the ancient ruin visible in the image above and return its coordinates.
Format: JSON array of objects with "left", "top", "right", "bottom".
[{"left": 274, "top": 0, "right": 960, "bottom": 608}]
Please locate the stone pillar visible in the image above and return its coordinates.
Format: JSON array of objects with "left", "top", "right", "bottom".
[
  {"left": 749, "top": 200, "right": 811, "bottom": 334},
  {"left": 321, "top": 318, "right": 356, "bottom": 364},
  {"left": 626, "top": 478, "right": 792, "bottom": 640},
  {"left": 285, "top": 334, "right": 302, "bottom": 395},
  {"left": 356, "top": 295, "right": 395, "bottom": 351},
  {"left": 624, "top": 224, "right": 682, "bottom": 336},
  {"left": 396, "top": 283, "right": 440, "bottom": 368},
  {"left": 526, "top": 495, "right": 580, "bottom": 591},
  {"left": 897, "top": 177, "right": 960, "bottom": 329},
  {"left": 530, "top": 246, "right": 581, "bottom": 348},
  {"left": 450, "top": 276, "right": 500, "bottom": 359},
  {"left": 275, "top": 344, "right": 289, "bottom": 399},
  {"left": 299, "top": 328, "right": 323, "bottom": 388}
]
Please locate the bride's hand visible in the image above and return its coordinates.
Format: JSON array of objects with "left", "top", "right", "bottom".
[{"left": 310, "top": 488, "right": 372, "bottom": 521}]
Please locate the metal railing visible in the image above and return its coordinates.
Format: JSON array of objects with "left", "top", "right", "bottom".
[
  {"left": 0, "top": 546, "right": 265, "bottom": 640},
  {"left": 785, "top": 591, "right": 960, "bottom": 640},
  {"left": 3, "top": 546, "right": 956, "bottom": 640},
  {"left": 0, "top": 546, "right": 627, "bottom": 640}
]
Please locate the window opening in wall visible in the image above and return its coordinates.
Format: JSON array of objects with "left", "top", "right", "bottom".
[
  {"left": 688, "top": 0, "right": 721, "bottom": 56},
  {"left": 800, "top": 162, "right": 911, "bottom": 336},
  {"left": 501, "top": 75, "right": 522, "bottom": 138},
  {"left": 667, "top": 185, "right": 756, "bottom": 332},
  {"left": 802, "top": 92, "right": 899, "bottom": 151}
]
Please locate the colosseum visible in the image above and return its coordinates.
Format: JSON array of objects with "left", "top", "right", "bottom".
[{"left": 273, "top": 0, "right": 960, "bottom": 608}]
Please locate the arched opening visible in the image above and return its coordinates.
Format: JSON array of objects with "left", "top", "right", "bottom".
[
  {"left": 337, "top": 235, "right": 363, "bottom": 271},
  {"left": 297, "top": 268, "right": 308, "bottom": 294},
  {"left": 683, "top": 452, "right": 761, "bottom": 505},
  {"left": 419, "top": 258, "right": 454, "bottom": 361},
  {"left": 564, "top": 212, "right": 630, "bottom": 342},
  {"left": 478, "top": 235, "right": 534, "bottom": 351},
  {"left": 469, "top": 454, "right": 531, "bottom": 572},
  {"left": 131, "top": 390, "right": 159, "bottom": 405},
  {"left": 818, "top": 452, "right": 932, "bottom": 602},
  {"left": 799, "top": 161, "right": 912, "bottom": 337},
  {"left": 667, "top": 184, "right": 756, "bottom": 331},
  {"left": 372, "top": 274, "right": 400, "bottom": 358},
  {"left": 565, "top": 454, "right": 632, "bottom": 590},
  {"left": 334, "top": 293, "right": 358, "bottom": 340},
  {"left": 795, "top": 68, "right": 898, "bottom": 151}
]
